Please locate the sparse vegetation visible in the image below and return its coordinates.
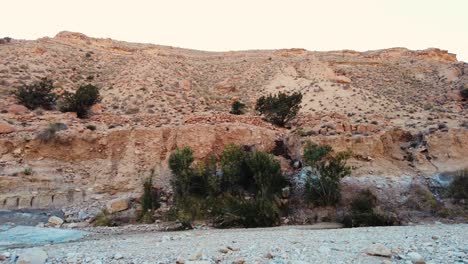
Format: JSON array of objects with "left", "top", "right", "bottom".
[
  {"left": 93, "top": 209, "right": 113, "bottom": 227},
  {"left": 342, "top": 189, "right": 397, "bottom": 228},
  {"left": 461, "top": 88, "right": 468, "bottom": 100},
  {"left": 23, "top": 167, "right": 33, "bottom": 175},
  {"left": 36, "top": 122, "right": 67, "bottom": 142},
  {"left": 59, "top": 84, "right": 101, "bottom": 118},
  {"left": 303, "top": 142, "right": 351, "bottom": 206},
  {"left": 86, "top": 124, "right": 96, "bottom": 131},
  {"left": 229, "top": 100, "right": 246, "bottom": 115},
  {"left": 446, "top": 169, "right": 468, "bottom": 204},
  {"left": 255, "top": 92, "right": 302, "bottom": 127},
  {"left": 15, "top": 78, "right": 57, "bottom": 110},
  {"left": 139, "top": 170, "right": 161, "bottom": 223}
]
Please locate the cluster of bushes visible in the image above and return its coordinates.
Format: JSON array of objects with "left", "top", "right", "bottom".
[
  {"left": 168, "top": 145, "right": 288, "bottom": 228},
  {"left": 14, "top": 78, "right": 100, "bottom": 119}
]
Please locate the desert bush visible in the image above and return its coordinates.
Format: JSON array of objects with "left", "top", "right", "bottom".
[
  {"left": 460, "top": 88, "right": 468, "bottom": 100},
  {"left": 23, "top": 167, "right": 33, "bottom": 175},
  {"left": 36, "top": 122, "right": 68, "bottom": 142},
  {"left": 255, "top": 91, "right": 302, "bottom": 127},
  {"left": 139, "top": 170, "right": 161, "bottom": 222},
  {"left": 342, "top": 189, "right": 396, "bottom": 228},
  {"left": 15, "top": 78, "right": 57, "bottom": 110},
  {"left": 93, "top": 209, "right": 113, "bottom": 227},
  {"left": 86, "top": 124, "right": 96, "bottom": 131},
  {"left": 230, "top": 100, "right": 246, "bottom": 115},
  {"left": 59, "top": 84, "right": 101, "bottom": 118},
  {"left": 446, "top": 169, "right": 468, "bottom": 203},
  {"left": 303, "top": 142, "right": 351, "bottom": 206}
]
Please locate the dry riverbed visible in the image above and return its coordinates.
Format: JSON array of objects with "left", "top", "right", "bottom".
[{"left": 1, "top": 223, "right": 467, "bottom": 263}]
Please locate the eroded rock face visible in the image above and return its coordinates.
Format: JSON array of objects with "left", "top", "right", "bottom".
[{"left": 0, "top": 123, "right": 282, "bottom": 209}]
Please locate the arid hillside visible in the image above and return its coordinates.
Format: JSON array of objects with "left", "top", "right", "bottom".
[
  {"left": 0, "top": 32, "right": 467, "bottom": 213},
  {"left": 0, "top": 31, "right": 466, "bottom": 129}
]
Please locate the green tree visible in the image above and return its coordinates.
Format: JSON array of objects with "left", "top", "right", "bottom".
[
  {"left": 255, "top": 92, "right": 302, "bottom": 127},
  {"left": 230, "top": 100, "right": 246, "bottom": 115},
  {"left": 15, "top": 78, "right": 57, "bottom": 110}
]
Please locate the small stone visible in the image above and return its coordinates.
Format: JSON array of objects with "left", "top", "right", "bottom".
[
  {"left": 407, "top": 252, "right": 425, "bottom": 264},
  {"left": 113, "top": 253, "right": 123, "bottom": 260},
  {"left": 363, "top": 243, "right": 392, "bottom": 257},
  {"left": 48, "top": 216, "right": 64, "bottom": 226},
  {"left": 188, "top": 248, "right": 204, "bottom": 260},
  {"left": 219, "top": 248, "right": 229, "bottom": 254}
]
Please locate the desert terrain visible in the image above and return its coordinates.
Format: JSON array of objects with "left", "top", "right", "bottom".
[{"left": 0, "top": 32, "right": 467, "bottom": 263}]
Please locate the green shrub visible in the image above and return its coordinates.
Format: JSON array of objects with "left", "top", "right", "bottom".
[
  {"left": 220, "top": 144, "right": 250, "bottom": 193},
  {"left": 15, "top": 78, "right": 57, "bottom": 110},
  {"left": 86, "top": 125, "right": 96, "bottom": 131},
  {"left": 59, "top": 84, "right": 101, "bottom": 118},
  {"left": 246, "top": 151, "right": 287, "bottom": 198},
  {"left": 139, "top": 170, "right": 161, "bottom": 222},
  {"left": 230, "top": 100, "right": 246, "bottom": 115},
  {"left": 255, "top": 91, "right": 302, "bottom": 127},
  {"left": 36, "top": 122, "right": 68, "bottom": 142},
  {"left": 214, "top": 195, "right": 281, "bottom": 228},
  {"left": 342, "top": 189, "right": 396, "bottom": 228},
  {"left": 93, "top": 209, "right": 113, "bottom": 227},
  {"left": 303, "top": 142, "right": 351, "bottom": 206},
  {"left": 446, "top": 169, "right": 468, "bottom": 203},
  {"left": 23, "top": 167, "right": 33, "bottom": 175},
  {"left": 460, "top": 88, "right": 468, "bottom": 100}
]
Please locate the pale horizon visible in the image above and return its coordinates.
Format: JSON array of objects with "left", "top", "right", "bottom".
[{"left": 1, "top": 0, "right": 467, "bottom": 62}]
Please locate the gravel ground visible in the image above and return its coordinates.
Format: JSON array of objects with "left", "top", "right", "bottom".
[{"left": 2, "top": 223, "right": 467, "bottom": 264}]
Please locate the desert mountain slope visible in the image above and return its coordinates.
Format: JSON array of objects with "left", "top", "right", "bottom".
[{"left": 0, "top": 31, "right": 466, "bottom": 129}]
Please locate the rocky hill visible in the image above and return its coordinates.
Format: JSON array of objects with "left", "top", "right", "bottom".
[{"left": 0, "top": 32, "right": 467, "bottom": 219}]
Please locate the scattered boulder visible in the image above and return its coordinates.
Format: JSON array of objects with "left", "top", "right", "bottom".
[
  {"left": 17, "top": 248, "right": 48, "bottom": 264},
  {"left": 363, "top": 243, "right": 392, "bottom": 257},
  {"left": 0, "top": 121, "right": 15, "bottom": 134},
  {"left": 106, "top": 197, "right": 129, "bottom": 213},
  {"left": 48, "top": 216, "right": 64, "bottom": 226},
  {"left": 7, "top": 104, "right": 28, "bottom": 115}
]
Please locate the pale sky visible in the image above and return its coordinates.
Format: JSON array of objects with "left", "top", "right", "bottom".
[{"left": 1, "top": 0, "right": 467, "bottom": 61}]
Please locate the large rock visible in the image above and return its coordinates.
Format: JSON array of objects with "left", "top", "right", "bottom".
[
  {"left": 106, "top": 197, "right": 129, "bottom": 213},
  {"left": 48, "top": 216, "right": 64, "bottom": 226},
  {"left": 0, "top": 121, "right": 15, "bottom": 134},
  {"left": 17, "top": 248, "right": 48, "bottom": 264},
  {"left": 7, "top": 104, "right": 28, "bottom": 115},
  {"left": 363, "top": 243, "right": 392, "bottom": 257}
]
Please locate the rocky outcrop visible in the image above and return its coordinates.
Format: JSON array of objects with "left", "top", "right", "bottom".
[{"left": 0, "top": 123, "right": 281, "bottom": 209}]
